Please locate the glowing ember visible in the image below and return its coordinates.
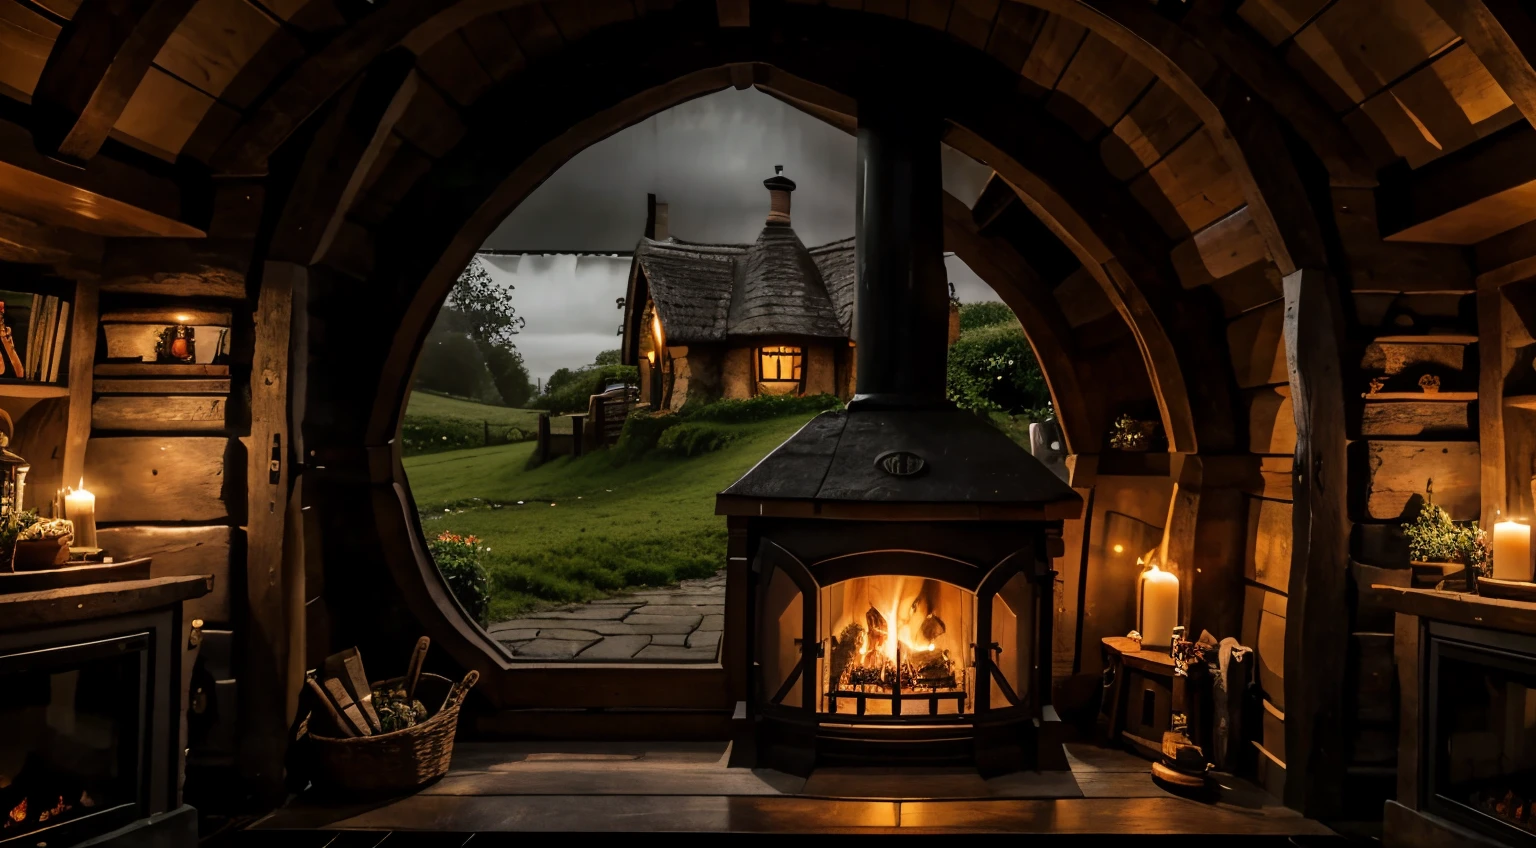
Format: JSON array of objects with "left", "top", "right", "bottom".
[{"left": 7, "top": 798, "right": 24, "bottom": 825}]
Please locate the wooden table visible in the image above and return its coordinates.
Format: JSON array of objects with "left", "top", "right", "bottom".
[{"left": 1096, "top": 636, "right": 1181, "bottom": 761}]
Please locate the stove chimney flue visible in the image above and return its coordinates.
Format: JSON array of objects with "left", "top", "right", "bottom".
[{"left": 851, "top": 99, "right": 949, "bottom": 409}]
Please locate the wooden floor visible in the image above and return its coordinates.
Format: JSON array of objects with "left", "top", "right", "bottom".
[{"left": 244, "top": 742, "right": 1341, "bottom": 838}]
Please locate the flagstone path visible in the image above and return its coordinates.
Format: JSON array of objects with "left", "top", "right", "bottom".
[{"left": 486, "top": 571, "right": 726, "bottom": 662}]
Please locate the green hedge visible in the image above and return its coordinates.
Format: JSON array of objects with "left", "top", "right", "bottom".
[
  {"left": 946, "top": 323, "right": 1049, "bottom": 415},
  {"left": 657, "top": 421, "right": 739, "bottom": 456},
  {"left": 614, "top": 392, "right": 841, "bottom": 463},
  {"left": 958, "top": 301, "right": 1017, "bottom": 332},
  {"left": 401, "top": 417, "right": 530, "bottom": 456}
]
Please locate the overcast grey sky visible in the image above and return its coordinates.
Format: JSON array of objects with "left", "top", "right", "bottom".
[{"left": 477, "top": 87, "right": 1000, "bottom": 383}]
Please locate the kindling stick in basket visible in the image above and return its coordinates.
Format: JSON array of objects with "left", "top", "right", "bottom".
[{"left": 404, "top": 636, "right": 430, "bottom": 699}]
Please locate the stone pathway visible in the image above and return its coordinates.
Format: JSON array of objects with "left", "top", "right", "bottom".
[{"left": 486, "top": 572, "right": 726, "bottom": 662}]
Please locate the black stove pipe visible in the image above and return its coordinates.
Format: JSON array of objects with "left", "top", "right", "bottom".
[{"left": 850, "top": 97, "right": 950, "bottom": 410}]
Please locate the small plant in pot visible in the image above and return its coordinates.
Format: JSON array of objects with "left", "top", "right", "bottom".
[{"left": 1401, "top": 485, "right": 1489, "bottom": 588}]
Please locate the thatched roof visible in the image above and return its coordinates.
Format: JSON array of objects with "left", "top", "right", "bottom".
[{"left": 633, "top": 227, "right": 854, "bottom": 346}]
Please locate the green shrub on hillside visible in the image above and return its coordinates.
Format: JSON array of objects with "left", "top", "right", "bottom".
[
  {"left": 683, "top": 392, "right": 840, "bottom": 424},
  {"left": 946, "top": 323, "right": 1049, "bottom": 415},
  {"left": 958, "top": 301, "right": 1018, "bottom": 332},
  {"left": 428, "top": 532, "right": 491, "bottom": 626},
  {"left": 657, "top": 421, "right": 739, "bottom": 456},
  {"left": 614, "top": 393, "right": 840, "bottom": 462}
]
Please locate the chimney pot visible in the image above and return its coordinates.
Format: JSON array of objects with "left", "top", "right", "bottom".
[{"left": 764, "top": 167, "right": 796, "bottom": 226}]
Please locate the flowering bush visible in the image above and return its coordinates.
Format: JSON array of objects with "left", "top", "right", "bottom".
[{"left": 427, "top": 531, "right": 491, "bottom": 625}]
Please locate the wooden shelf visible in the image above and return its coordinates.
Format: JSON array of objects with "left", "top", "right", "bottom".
[
  {"left": 1372, "top": 334, "right": 1478, "bottom": 345},
  {"left": 99, "top": 307, "right": 232, "bottom": 325},
  {"left": 94, "top": 363, "right": 230, "bottom": 377},
  {"left": 0, "top": 382, "right": 69, "bottom": 399},
  {"left": 1506, "top": 395, "right": 1536, "bottom": 410},
  {"left": 1366, "top": 392, "right": 1476, "bottom": 402}
]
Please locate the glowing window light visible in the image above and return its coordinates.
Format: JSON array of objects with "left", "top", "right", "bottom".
[{"left": 759, "top": 345, "right": 803, "bottom": 382}]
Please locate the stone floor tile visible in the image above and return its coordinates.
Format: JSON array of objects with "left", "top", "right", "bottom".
[
  {"left": 492, "top": 629, "right": 539, "bottom": 641},
  {"left": 687, "top": 630, "right": 722, "bottom": 650},
  {"left": 513, "top": 638, "right": 598, "bottom": 659},
  {"left": 697, "top": 615, "right": 724, "bottom": 632},
  {"left": 650, "top": 634, "right": 688, "bottom": 646},
  {"left": 634, "top": 605, "right": 724, "bottom": 617},
  {"left": 539, "top": 607, "right": 632, "bottom": 620},
  {"left": 573, "top": 635, "right": 652, "bottom": 660},
  {"left": 537, "top": 628, "right": 603, "bottom": 640},
  {"left": 624, "top": 613, "right": 703, "bottom": 628}
]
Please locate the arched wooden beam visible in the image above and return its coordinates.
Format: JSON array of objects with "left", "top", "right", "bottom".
[
  {"left": 32, "top": 0, "right": 201, "bottom": 163},
  {"left": 1427, "top": 0, "right": 1536, "bottom": 130},
  {"left": 941, "top": 192, "right": 1098, "bottom": 456},
  {"left": 1018, "top": 0, "right": 1310, "bottom": 273},
  {"left": 1179, "top": 0, "right": 1375, "bottom": 189}
]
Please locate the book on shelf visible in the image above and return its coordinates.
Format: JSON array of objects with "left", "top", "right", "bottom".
[{"left": 0, "top": 290, "right": 70, "bottom": 383}]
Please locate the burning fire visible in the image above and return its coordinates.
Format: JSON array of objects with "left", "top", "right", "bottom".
[{"left": 829, "top": 576, "right": 965, "bottom": 695}]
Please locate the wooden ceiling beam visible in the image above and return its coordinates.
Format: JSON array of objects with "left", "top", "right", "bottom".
[
  {"left": 1377, "top": 122, "right": 1536, "bottom": 245},
  {"left": 30, "top": 0, "right": 201, "bottom": 163},
  {"left": 1426, "top": 0, "right": 1536, "bottom": 130},
  {"left": 0, "top": 112, "right": 203, "bottom": 237}
]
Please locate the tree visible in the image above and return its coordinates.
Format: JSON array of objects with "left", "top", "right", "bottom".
[
  {"left": 545, "top": 367, "right": 577, "bottom": 394},
  {"left": 448, "top": 258, "right": 532, "bottom": 407},
  {"left": 593, "top": 349, "right": 622, "bottom": 366}
]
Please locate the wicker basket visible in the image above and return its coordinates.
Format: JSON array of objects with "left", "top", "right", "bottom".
[{"left": 303, "top": 669, "right": 478, "bottom": 794}]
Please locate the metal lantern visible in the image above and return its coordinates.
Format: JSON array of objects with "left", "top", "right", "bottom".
[{"left": 0, "top": 432, "right": 27, "bottom": 517}]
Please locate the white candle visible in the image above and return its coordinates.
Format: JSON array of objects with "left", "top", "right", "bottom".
[
  {"left": 1493, "top": 519, "right": 1533, "bottom": 582},
  {"left": 64, "top": 480, "right": 96, "bottom": 549},
  {"left": 1140, "top": 564, "right": 1180, "bottom": 648}
]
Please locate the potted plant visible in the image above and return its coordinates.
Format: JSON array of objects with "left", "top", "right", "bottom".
[
  {"left": 1401, "top": 490, "right": 1489, "bottom": 589},
  {"left": 13, "top": 516, "right": 73, "bottom": 571}
]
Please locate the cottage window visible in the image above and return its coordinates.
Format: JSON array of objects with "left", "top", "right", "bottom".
[{"left": 759, "top": 346, "right": 803, "bottom": 383}]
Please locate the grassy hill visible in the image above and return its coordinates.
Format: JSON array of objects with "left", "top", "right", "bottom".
[
  {"left": 401, "top": 390, "right": 546, "bottom": 456},
  {"left": 403, "top": 412, "right": 816, "bottom": 620}
]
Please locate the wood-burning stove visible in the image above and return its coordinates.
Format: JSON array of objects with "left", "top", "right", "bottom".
[
  {"left": 1423, "top": 622, "right": 1536, "bottom": 845},
  {"left": 717, "top": 94, "right": 1082, "bottom": 776}
]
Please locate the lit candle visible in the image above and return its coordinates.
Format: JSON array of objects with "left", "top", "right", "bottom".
[
  {"left": 64, "top": 480, "right": 96, "bottom": 549},
  {"left": 1139, "top": 563, "right": 1180, "bottom": 648},
  {"left": 1493, "top": 517, "right": 1533, "bottom": 582}
]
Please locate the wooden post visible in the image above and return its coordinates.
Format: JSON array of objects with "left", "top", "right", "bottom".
[
  {"left": 1281, "top": 268, "right": 1350, "bottom": 818},
  {"left": 63, "top": 281, "right": 99, "bottom": 490},
  {"left": 239, "top": 261, "right": 296, "bottom": 804},
  {"left": 536, "top": 413, "right": 550, "bottom": 462}
]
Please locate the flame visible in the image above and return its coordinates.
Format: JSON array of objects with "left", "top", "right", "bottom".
[{"left": 8, "top": 799, "right": 24, "bottom": 823}]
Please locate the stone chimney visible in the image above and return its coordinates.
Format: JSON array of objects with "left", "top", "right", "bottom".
[{"left": 764, "top": 165, "right": 795, "bottom": 226}]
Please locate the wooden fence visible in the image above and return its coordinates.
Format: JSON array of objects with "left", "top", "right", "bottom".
[{"left": 534, "top": 387, "right": 636, "bottom": 463}]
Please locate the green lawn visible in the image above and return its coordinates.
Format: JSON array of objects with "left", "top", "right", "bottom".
[
  {"left": 401, "top": 391, "right": 550, "bottom": 456},
  {"left": 403, "top": 413, "right": 815, "bottom": 620}
]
